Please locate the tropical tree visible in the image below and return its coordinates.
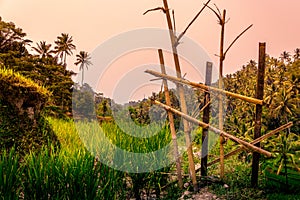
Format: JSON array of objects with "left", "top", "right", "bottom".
[
  {"left": 74, "top": 51, "right": 92, "bottom": 85},
  {"left": 268, "top": 56, "right": 281, "bottom": 69},
  {"left": 247, "top": 59, "right": 257, "bottom": 67},
  {"left": 280, "top": 51, "right": 291, "bottom": 63},
  {"left": 0, "top": 17, "right": 31, "bottom": 55},
  {"left": 0, "top": 17, "right": 76, "bottom": 117},
  {"left": 54, "top": 33, "right": 76, "bottom": 67},
  {"left": 32, "top": 41, "right": 54, "bottom": 58},
  {"left": 294, "top": 48, "right": 300, "bottom": 61}
]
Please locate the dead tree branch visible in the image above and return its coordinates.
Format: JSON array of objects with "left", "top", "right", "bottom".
[
  {"left": 206, "top": 4, "right": 222, "bottom": 25},
  {"left": 143, "top": 7, "right": 166, "bottom": 15},
  {"left": 224, "top": 24, "right": 253, "bottom": 58},
  {"left": 176, "top": 0, "right": 211, "bottom": 44}
]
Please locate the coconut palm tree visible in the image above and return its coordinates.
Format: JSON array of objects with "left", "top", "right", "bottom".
[
  {"left": 280, "top": 51, "right": 291, "bottom": 63},
  {"left": 293, "top": 48, "right": 300, "bottom": 61},
  {"left": 54, "top": 33, "right": 76, "bottom": 67},
  {"left": 269, "top": 57, "right": 281, "bottom": 69},
  {"left": 32, "top": 41, "right": 54, "bottom": 58},
  {"left": 74, "top": 51, "right": 92, "bottom": 85}
]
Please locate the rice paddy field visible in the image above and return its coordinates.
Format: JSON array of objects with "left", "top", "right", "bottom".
[
  {"left": 1, "top": 117, "right": 299, "bottom": 200},
  {"left": 0, "top": 118, "right": 176, "bottom": 199}
]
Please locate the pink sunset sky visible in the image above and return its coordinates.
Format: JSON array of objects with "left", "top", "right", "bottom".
[{"left": 1, "top": 0, "right": 299, "bottom": 100}]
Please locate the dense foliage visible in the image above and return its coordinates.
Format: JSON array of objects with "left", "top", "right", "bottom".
[
  {"left": 0, "top": 17, "right": 76, "bottom": 117},
  {"left": 0, "top": 67, "right": 59, "bottom": 154},
  {"left": 222, "top": 54, "right": 300, "bottom": 189}
]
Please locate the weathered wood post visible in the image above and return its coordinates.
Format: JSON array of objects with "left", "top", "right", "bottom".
[
  {"left": 162, "top": 0, "right": 198, "bottom": 191},
  {"left": 158, "top": 49, "right": 183, "bottom": 189},
  {"left": 201, "top": 62, "right": 213, "bottom": 177},
  {"left": 251, "top": 42, "right": 266, "bottom": 187}
]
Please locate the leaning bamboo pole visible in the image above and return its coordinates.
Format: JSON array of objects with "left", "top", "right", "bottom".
[
  {"left": 145, "top": 70, "right": 263, "bottom": 105},
  {"left": 162, "top": 0, "right": 198, "bottom": 191},
  {"left": 154, "top": 100, "right": 272, "bottom": 157},
  {"left": 204, "top": 122, "right": 293, "bottom": 167},
  {"left": 158, "top": 49, "right": 183, "bottom": 189}
]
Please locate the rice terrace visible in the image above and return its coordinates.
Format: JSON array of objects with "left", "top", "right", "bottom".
[{"left": 0, "top": 0, "right": 299, "bottom": 199}]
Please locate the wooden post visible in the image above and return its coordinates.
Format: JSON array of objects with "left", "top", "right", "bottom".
[
  {"left": 158, "top": 49, "right": 183, "bottom": 189},
  {"left": 251, "top": 42, "right": 266, "bottom": 187},
  {"left": 162, "top": 0, "right": 198, "bottom": 191},
  {"left": 201, "top": 62, "right": 213, "bottom": 176}
]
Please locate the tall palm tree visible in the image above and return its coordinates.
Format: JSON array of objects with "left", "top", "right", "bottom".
[
  {"left": 54, "top": 33, "right": 76, "bottom": 67},
  {"left": 74, "top": 51, "right": 92, "bottom": 85},
  {"left": 280, "top": 51, "right": 291, "bottom": 63},
  {"left": 32, "top": 41, "right": 54, "bottom": 58},
  {"left": 293, "top": 48, "right": 300, "bottom": 61},
  {"left": 269, "top": 57, "right": 281, "bottom": 69}
]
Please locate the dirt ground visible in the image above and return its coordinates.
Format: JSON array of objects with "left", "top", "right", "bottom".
[{"left": 179, "top": 186, "right": 222, "bottom": 200}]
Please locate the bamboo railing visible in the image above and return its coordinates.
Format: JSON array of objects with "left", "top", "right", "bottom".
[
  {"left": 153, "top": 100, "right": 272, "bottom": 157},
  {"left": 145, "top": 70, "right": 264, "bottom": 105}
]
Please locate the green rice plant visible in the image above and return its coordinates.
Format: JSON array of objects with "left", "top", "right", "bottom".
[
  {"left": 43, "top": 117, "right": 176, "bottom": 199},
  {"left": 74, "top": 119, "right": 172, "bottom": 172},
  {"left": 19, "top": 118, "right": 128, "bottom": 199},
  {"left": 59, "top": 149, "right": 124, "bottom": 200},
  {"left": 0, "top": 149, "right": 21, "bottom": 199},
  {"left": 22, "top": 148, "right": 58, "bottom": 199},
  {"left": 70, "top": 119, "right": 174, "bottom": 198},
  {"left": 46, "top": 117, "right": 85, "bottom": 153},
  {"left": 22, "top": 147, "right": 126, "bottom": 199}
]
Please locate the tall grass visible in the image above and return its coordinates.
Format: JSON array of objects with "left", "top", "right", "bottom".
[
  {"left": 0, "top": 117, "right": 172, "bottom": 199},
  {"left": 0, "top": 118, "right": 127, "bottom": 199},
  {"left": 72, "top": 119, "right": 173, "bottom": 173},
  {"left": 21, "top": 147, "right": 125, "bottom": 199},
  {"left": 72, "top": 119, "right": 174, "bottom": 198},
  {"left": 0, "top": 149, "right": 21, "bottom": 199},
  {"left": 0, "top": 117, "right": 185, "bottom": 199}
]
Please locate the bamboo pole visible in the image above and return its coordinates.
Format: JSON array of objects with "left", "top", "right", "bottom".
[
  {"left": 204, "top": 122, "right": 293, "bottom": 168},
  {"left": 251, "top": 42, "right": 266, "bottom": 187},
  {"left": 162, "top": 0, "right": 198, "bottom": 191},
  {"left": 154, "top": 100, "right": 272, "bottom": 157},
  {"left": 158, "top": 49, "right": 183, "bottom": 189},
  {"left": 145, "top": 70, "right": 263, "bottom": 105},
  {"left": 205, "top": 5, "right": 253, "bottom": 178},
  {"left": 201, "top": 62, "right": 213, "bottom": 177},
  {"left": 218, "top": 9, "right": 226, "bottom": 179}
]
